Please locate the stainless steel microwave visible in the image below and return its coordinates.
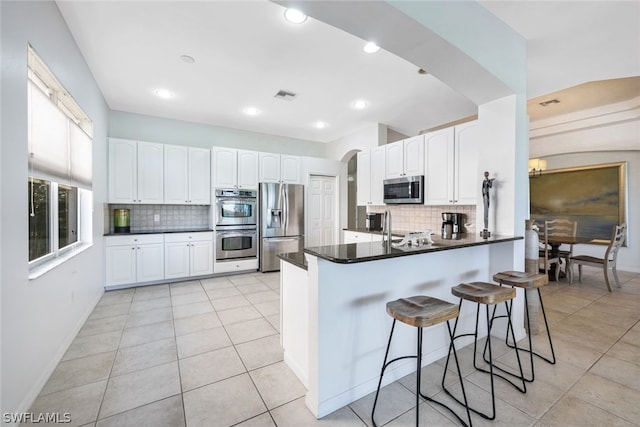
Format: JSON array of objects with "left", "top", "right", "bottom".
[{"left": 383, "top": 175, "right": 424, "bottom": 204}]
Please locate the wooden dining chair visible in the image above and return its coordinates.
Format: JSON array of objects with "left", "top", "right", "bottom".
[
  {"left": 570, "top": 223, "right": 627, "bottom": 292},
  {"left": 538, "top": 222, "right": 562, "bottom": 281},
  {"left": 545, "top": 219, "right": 578, "bottom": 281}
]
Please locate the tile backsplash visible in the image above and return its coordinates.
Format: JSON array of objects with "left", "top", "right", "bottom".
[
  {"left": 367, "top": 204, "right": 476, "bottom": 234},
  {"left": 105, "top": 204, "right": 210, "bottom": 233}
]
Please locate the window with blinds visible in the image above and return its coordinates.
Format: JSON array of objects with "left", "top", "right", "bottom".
[{"left": 28, "top": 44, "right": 93, "bottom": 266}]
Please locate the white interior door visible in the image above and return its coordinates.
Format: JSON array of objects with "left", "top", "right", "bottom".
[{"left": 307, "top": 175, "right": 337, "bottom": 247}]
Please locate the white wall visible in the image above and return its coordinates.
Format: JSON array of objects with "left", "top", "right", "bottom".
[
  {"left": 325, "top": 122, "right": 386, "bottom": 162},
  {"left": 1, "top": 0, "right": 109, "bottom": 417},
  {"left": 536, "top": 152, "right": 639, "bottom": 273},
  {"left": 530, "top": 100, "right": 639, "bottom": 273}
]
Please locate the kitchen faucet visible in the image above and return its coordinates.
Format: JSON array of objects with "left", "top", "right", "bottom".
[{"left": 381, "top": 210, "right": 392, "bottom": 249}]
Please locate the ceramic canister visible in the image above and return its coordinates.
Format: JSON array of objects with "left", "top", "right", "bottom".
[{"left": 114, "top": 209, "right": 130, "bottom": 233}]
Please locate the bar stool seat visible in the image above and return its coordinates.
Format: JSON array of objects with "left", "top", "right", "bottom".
[
  {"left": 492, "top": 271, "right": 555, "bottom": 383},
  {"left": 372, "top": 296, "right": 471, "bottom": 427},
  {"left": 387, "top": 296, "right": 460, "bottom": 327},
  {"left": 451, "top": 282, "right": 516, "bottom": 305},
  {"left": 443, "top": 282, "right": 526, "bottom": 421}
]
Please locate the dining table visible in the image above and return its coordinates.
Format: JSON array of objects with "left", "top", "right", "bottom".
[{"left": 543, "top": 235, "right": 594, "bottom": 280}]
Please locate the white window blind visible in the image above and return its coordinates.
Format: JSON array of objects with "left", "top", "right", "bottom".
[{"left": 27, "top": 80, "right": 92, "bottom": 189}]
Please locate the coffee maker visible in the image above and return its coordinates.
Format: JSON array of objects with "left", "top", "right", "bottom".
[
  {"left": 365, "top": 213, "right": 383, "bottom": 231},
  {"left": 441, "top": 212, "right": 462, "bottom": 239}
]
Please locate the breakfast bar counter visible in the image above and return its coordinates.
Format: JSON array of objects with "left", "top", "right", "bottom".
[{"left": 279, "top": 235, "right": 525, "bottom": 418}]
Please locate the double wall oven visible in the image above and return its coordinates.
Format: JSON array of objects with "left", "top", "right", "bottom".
[{"left": 214, "top": 189, "right": 257, "bottom": 261}]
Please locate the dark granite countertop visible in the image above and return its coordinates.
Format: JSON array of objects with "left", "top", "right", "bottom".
[
  {"left": 104, "top": 229, "right": 213, "bottom": 236},
  {"left": 278, "top": 252, "right": 308, "bottom": 270},
  {"left": 343, "top": 228, "right": 408, "bottom": 237},
  {"left": 304, "top": 234, "right": 523, "bottom": 264}
]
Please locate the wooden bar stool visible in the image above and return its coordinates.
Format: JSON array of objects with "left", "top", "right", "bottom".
[
  {"left": 371, "top": 296, "right": 472, "bottom": 427},
  {"left": 492, "top": 271, "right": 555, "bottom": 383},
  {"left": 442, "top": 282, "right": 526, "bottom": 421}
]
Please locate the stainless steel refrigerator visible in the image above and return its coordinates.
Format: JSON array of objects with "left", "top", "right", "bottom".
[{"left": 259, "top": 183, "right": 304, "bottom": 272}]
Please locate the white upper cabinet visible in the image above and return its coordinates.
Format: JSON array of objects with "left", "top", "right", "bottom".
[
  {"left": 164, "top": 145, "right": 189, "bottom": 204},
  {"left": 385, "top": 135, "right": 424, "bottom": 179},
  {"left": 453, "top": 122, "right": 480, "bottom": 205},
  {"left": 371, "top": 146, "right": 386, "bottom": 204},
  {"left": 259, "top": 152, "right": 301, "bottom": 184},
  {"left": 108, "top": 138, "right": 163, "bottom": 204},
  {"left": 356, "top": 150, "right": 371, "bottom": 206},
  {"left": 424, "top": 121, "right": 478, "bottom": 205},
  {"left": 188, "top": 147, "right": 211, "bottom": 204},
  {"left": 164, "top": 145, "right": 211, "bottom": 204},
  {"left": 259, "top": 152, "right": 280, "bottom": 182},
  {"left": 356, "top": 146, "right": 386, "bottom": 205},
  {"left": 237, "top": 150, "right": 259, "bottom": 189},
  {"left": 385, "top": 142, "right": 404, "bottom": 179},
  {"left": 211, "top": 147, "right": 237, "bottom": 189},
  {"left": 403, "top": 135, "right": 425, "bottom": 176},
  {"left": 212, "top": 147, "right": 259, "bottom": 190}
]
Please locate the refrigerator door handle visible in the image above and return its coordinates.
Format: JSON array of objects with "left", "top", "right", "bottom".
[
  {"left": 265, "top": 237, "right": 300, "bottom": 242},
  {"left": 283, "top": 185, "right": 288, "bottom": 232}
]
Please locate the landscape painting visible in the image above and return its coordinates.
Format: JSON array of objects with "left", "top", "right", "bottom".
[{"left": 530, "top": 162, "right": 627, "bottom": 243}]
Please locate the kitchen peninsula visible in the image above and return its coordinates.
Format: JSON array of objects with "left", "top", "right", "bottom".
[{"left": 279, "top": 234, "right": 524, "bottom": 418}]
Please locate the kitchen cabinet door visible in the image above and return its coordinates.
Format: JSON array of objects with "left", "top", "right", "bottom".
[
  {"left": 424, "top": 122, "right": 478, "bottom": 205},
  {"left": 105, "top": 244, "right": 136, "bottom": 286},
  {"left": 237, "top": 150, "right": 259, "bottom": 189},
  {"left": 424, "top": 127, "right": 455, "bottom": 205},
  {"left": 454, "top": 122, "right": 479, "bottom": 205},
  {"left": 212, "top": 147, "right": 238, "bottom": 189},
  {"left": 164, "top": 145, "right": 189, "bottom": 204},
  {"left": 370, "top": 146, "right": 386, "bottom": 205},
  {"left": 188, "top": 147, "right": 211, "bottom": 204},
  {"left": 101, "top": 140, "right": 164, "bottom": 205},
  {"left": 280, "top": 155, "right": 301, "bottom": 184},
  {"left": 385, "top": 141, "right": 404, "bottom": 179},
  {"left": 137, "top": 141, "right": 164, "bottom": 204},
  {"left": 164, "top": 240, "right": 191, "bottom": 280},
  {"left": 108, "top": 138, "right": 137, "bottom": 203},
  {"left": 356, "top": 150, "right": 371, "bottom": 206},
  {"left": 165, "top": 232, "right": 213, "bottom": 279},
  {"left": 259, "top": 152, "right": 281, "bottom": 183},
  {"left": 190, "top": 239, "right": 214, "bottom": 276},
  {"left": 403, "top": 135, "right": 425, "bottom": 177},
  {"left": 136, "top": 242, "right": 164, "bottom": 283}
]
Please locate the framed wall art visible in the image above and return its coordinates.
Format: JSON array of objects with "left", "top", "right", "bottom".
[{"left": 529, "top": 162, "right": 627, "bottom": 243}]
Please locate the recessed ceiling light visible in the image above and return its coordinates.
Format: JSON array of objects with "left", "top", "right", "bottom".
[
  {"left": 284, "top": 8, "right": 307, "bottom": 24},
  {"left": 243, "top": 107, "right": 260, "bottom": 116},
  {"left": 352, "top": 99, "right": 369, "bottom": 110},
  {"left": 363, "top": 42, "right": 380, "bottom": 54},
  {"left": 180, "top": 55, "right": 195, "bottom": 64},
  {"left": 154, "top": 88, "right": 174, "bottom": 99},
  {"left": 313, "top": 121, "right": 328, "bottom": 129}
]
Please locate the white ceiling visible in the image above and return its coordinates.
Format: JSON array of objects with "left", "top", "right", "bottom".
[{"left": 56, "top": 0, "right": 640, "bottom": 144}]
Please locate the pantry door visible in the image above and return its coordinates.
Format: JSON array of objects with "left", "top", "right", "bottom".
[{"left": 307, "top": 175, "right": 338, "bottom": 247}]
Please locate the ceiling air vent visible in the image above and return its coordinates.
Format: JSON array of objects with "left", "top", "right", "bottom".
[
  {"left": 274, "top": 90, "right": 297, "bottom": 101},
  {"left": 539, "top": 98, "right": 560, "bottom": 107}
]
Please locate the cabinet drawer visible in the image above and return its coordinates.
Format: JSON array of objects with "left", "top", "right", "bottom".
[
  {"left": 164, "top": 232, "right": 213, "bottom": 243},
  {"left": 106, "top": 234, "right": 164, "bottom": 246}
]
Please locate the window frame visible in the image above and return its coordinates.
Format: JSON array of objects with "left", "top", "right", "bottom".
[{"left": 27, "top": 45, "right": 93, "bottom": 275}]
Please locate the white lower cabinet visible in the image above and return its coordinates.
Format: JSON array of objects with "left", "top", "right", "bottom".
[
  {"left": 343, "top": 230, "right": 383, "bottom": 244},
  {"left": 164, "top": 232, "right": 214, "bottom": 280},
  {"left": 105, "top": 234, "right": 164, "bottom": 286}
]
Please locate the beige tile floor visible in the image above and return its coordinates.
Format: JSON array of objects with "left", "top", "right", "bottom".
[{"left": 25, "top": 266, "right": 640, "bottom": 426}]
